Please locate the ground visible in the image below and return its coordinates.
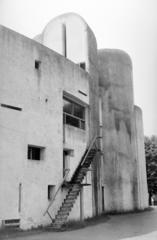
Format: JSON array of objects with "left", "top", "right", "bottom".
[{"left": 2, "top": 207, "right": 157, "bottom": 240}]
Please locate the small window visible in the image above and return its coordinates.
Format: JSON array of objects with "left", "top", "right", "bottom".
[
  {"left": 27, "top": 145, "right": 44, "bottom": 161},
  {"left": 48, "top": 185, "right": 55, "bottom": 200},
  {"left": 79, "top": 62, "right": 86, "bottom": 70},
  {"left": 35, "top": 60, "right": 41, "bottom": 69}
]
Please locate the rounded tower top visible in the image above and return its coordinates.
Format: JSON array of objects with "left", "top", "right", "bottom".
[
  {"left": 98, "top": 49, "right": 132, "bottom": 68},
  {"left": 35, "top": 12, "right": 98, "bottom": 79},
  {"left": 98, "top": 48, "right": 134, "bottom": 112}
]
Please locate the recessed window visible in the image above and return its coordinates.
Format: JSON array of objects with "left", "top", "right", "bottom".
[
  {"left": 79, "top": 62, "right": 86, "bottom": 70},
  {"left": 63, "top": 98, "right": 85, "bottom": 130},
  {"left": 27, "top": 145, "right": 44, "bottom": 161},
  {"left": 48, "top": 185, "right": 55, "bottom": 200},
  {"left": 35, "top": 60, "right": 41, "bottom": 69}
]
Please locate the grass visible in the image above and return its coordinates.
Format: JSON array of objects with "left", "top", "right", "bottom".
[
  {"left": 61, "top": 213, "right": 110, "bottom": 231},
  {"left": 61, "top": 207, "right": 154, "bottom": 231}
]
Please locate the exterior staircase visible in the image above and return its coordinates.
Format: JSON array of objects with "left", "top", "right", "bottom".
[{"left": 44, "top": 136, "right": 100, "bottom": 230}]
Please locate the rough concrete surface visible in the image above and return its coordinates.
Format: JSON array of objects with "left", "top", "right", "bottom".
[{"left": 3, "top": 207, "right": 157, "bottom": 240}]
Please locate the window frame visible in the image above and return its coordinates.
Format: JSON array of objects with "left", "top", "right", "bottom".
[
  {"left": 27, "top": 145, "right": 45, "bottom": 161},
  {"left": 63, "top": 97, "right": 86, "bottom": 130}
]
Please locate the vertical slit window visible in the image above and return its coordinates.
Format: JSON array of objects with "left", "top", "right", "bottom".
[{"left": 62, "top": 24, "right": 67, "bottom": 58}]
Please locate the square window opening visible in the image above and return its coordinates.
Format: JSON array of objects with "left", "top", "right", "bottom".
[
  {"left": 35, "top": 60, "right": 41, "bottom": 69},
  {"left": 79, "top": 62, "right": 86, "bottom": 70},
  {"left": 27, "top": 145, "right": 45, "bottom": 161}
]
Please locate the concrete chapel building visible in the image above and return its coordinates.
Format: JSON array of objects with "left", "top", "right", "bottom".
[{"left": 0, "top": 13, "right": 148, "bottom": 229}]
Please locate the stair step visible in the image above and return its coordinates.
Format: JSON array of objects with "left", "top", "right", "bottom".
[
  {"left": 68, "top": 190, "right": 80, "bottom": 194},
  {"left": 70, "top": 189, "right": 80, "bottom": 192},
  {"left": 53, "top": 221, "right": 64, "bottom": 226},
  {"left": 64, "top": 199, "right": 75, "bottom": 204},
  {"left": 55, "top": 215, "right": 66, "bottom": 220},
  {"left": 62, "top": 204, "right": 73, "bottom": 209},
  {"left": 63, "top": 202, "right": 74, "bottom": 206},
  {"left": 58, "top": 208, "right": 70, "bottom": 214},
  {"left": 63, "top": 199, "right": 74, "bottom": 204},
  {"left": 56, "top": 215, "right": 67, "bottom": 220},
  {"left": 50, "top": 145, "right": 98, "bottom": 228},
  {"left": 67, "top": 191, "right": 79, "bottom": 197},
  {"left": 60, "top": 206, "right": 71, "bottom": 211},
  {"left": 67, "top": 193, "right": 78, "bottom": 198},
  {"left": 66, "top": 196, "right": 77, "bottom": 200},
  {"left": 54, "top": 220, "right": 66, "bottom": 225},
  {"left": 58, "top": 209, "right": 70, "bottom": 215},
  {"left": 66, "top": 195, "right": 77, "bottom": 199},
  {"left": 54, "top": 216, "right": 66, "bottom": 221}
]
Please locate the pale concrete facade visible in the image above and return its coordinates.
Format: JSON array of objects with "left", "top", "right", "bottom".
[{"left": 0, "top": 13, "right": 148, "bottom": 229}]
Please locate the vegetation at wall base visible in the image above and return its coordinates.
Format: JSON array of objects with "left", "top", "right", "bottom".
[{"left": 145, "top": 135, "right": 157, "bottom": 201}]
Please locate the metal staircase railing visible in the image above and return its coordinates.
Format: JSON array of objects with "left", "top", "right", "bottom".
[
  {"left": 43, "top": 169, "right": 70, "bottom": 219},
  {"left": 44, "top": 136, "right": 101, "bottom": 222},
  {"left": 71, "top": 136, "right": 101, "bottom": 181},
  {"left": 81, "top": 136, "right": 100, "bottom": 166}
]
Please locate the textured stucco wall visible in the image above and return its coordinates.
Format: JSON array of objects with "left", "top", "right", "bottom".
[
  {"left": 98, "top": 49, "right": 137, "bottom": 212},
  {"left": 0, "top": 25, "right": 93, "bottom": 229}
]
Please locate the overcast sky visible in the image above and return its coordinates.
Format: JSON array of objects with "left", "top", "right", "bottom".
[{"left": 0, "top": 0, "right": 156, "bottom": 136}]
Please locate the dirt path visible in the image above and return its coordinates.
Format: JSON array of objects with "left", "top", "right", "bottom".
[{"left": 2, "top": 207, "right": 157, "bottom": 240}]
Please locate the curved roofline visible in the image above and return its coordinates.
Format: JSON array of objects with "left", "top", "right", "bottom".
[
  {"left": 98, "top": 48, "right": 132, "bottom": 66},
  {"left": 48, "top": 12, "right": 87, "bottom": 24},
  {"left": 42, "top": 12, "right": 97, "bottom": 44}
]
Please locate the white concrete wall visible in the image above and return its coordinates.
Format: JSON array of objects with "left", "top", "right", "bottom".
[
  {"left": 0, "top": 25, "right": 93, "bottom": 229},
  {"left": 39, "top": 12, "right": 99, "bottom": 217}
]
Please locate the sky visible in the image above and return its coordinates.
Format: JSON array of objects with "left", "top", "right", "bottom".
[{"left": 0, "top": 0, "right": 156, "bottom": 136}]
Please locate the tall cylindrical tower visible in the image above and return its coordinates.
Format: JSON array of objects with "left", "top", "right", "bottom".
[{"left": 98, "top": 49, "right": 137, "bottom": 212}]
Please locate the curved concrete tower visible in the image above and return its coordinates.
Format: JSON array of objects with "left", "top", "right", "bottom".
[{"left": 98, "top": 49, "right": 137, "bottom": 212}]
